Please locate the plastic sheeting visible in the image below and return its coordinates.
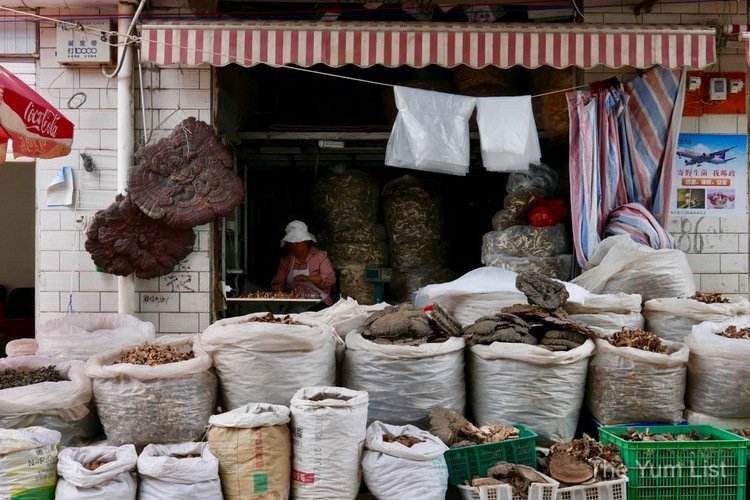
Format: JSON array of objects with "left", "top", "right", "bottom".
[
  {"left": 644, "top": 297, "right": 750, "bottom": 343},
  {"left": 563, "top": 285, "right": 644, "bottom": 333},
  {"left": 56, "top": 445, "right": 138, "bottom": 500},
  {"left": 137, "top": 443, "right": 222, "bottom": 500},
  {"left": 476, "top": 95, "right": 541, "bottom": 172}
]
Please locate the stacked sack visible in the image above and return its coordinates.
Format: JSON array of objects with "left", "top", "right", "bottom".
[
  {"left": 482, "top": 164, "right": 573, "bottom": 280},
  {"left": 564, "top": 282, "right": 644, "bottom": 333},
  {"left": 383, "top": 175, "right": 454, "bottom": 302},
  {"left": 0, "top": 427, "right": 61, "bottom": 498},
  {"left": 311, "top": 168, "right": 387, "bottom": 304}
]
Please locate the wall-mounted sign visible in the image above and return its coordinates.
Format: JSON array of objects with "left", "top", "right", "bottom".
[{"left": 55, "top": 21, "right": 114, "bottom": 65}]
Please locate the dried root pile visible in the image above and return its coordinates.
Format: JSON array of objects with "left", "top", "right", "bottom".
[
  {"left": 607, "top": 328, "right": 667, "bottom": 353},
  {"left": 690, "top": 292, "right": 730, "bottom": 304},
  {"left": 241, "top": 313, "right": 301, "bottom": 325},
  {"left": 429, "top": 408, "right": 519, "bottom": 448},
  {"left": 620, "top": 428, "right": 711, "bottom": 442},
  {"left": 541, "top": 434, "right": 626, "bottom": 486},
  {"left": 0, "top": 366, "right": 63, "bottom": 390},
  {"left": 114, "top": 344, "right": 194, "bottom": 366},
  {"left": 383, "top": 433, "right": 424, "bottom": 448},
  {"left": 716, "top": 324, "right": 750, "bottom": 340}
]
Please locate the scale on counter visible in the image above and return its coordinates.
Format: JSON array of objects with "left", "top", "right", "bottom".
[{"left": 364, "top": 267, "right": 391, "bottom": 303}]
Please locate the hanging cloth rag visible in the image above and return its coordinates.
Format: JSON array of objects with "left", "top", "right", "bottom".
[
  {"left": 604, "top": 202, "right": 675, "bottom": 250},
  {"left": 385, "top": 86, "right": 476, "bottom": 176},
  {"left": 476, "top": 95, "right": 541, "bottom": 172}
]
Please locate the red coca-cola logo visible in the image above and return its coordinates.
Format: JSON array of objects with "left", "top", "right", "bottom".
[{"left": 23, "top": 102, "right": 60, "bottom": 138}]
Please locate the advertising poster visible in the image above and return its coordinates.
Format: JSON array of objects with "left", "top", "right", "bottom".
[{"left": 671, "top": 133, "right": 748, "bottom": 216}]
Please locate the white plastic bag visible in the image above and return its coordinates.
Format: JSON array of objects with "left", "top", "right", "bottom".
[
  {"left": 199, "top": 314, "right": 336, "bottom": 409},
  {"left": 85, "top": 335, "right": 217, "bottom": 448},
  {"left": 644, "top": 297, "right": 750, "bottom": 342},
  {"left": 56, "top": 444, "right": 137, "bottom": 500},
  {"left": 362, "top": 421, "right": 449, "bottom": 500},
  {"left": 298, "top": 296, "right": 370, "bottom": 337},
  {"left": 468, "top": 340, "right": 595, "bottom": 444},
  {"left": 4, "top": 338, "right": 37, "bottom": 357},
  {"left": 686, "top": 319, "right": 750, "bottom": 417},
  {"left": 0, "top": 427, "right": 60, "bottom": 500},
  {"left": 385, "top": 86, "right": 476, "bottom": 176},
  {"left": 290, "top": 386, "right": 368, "bottom": 500},
  {"left": 476, "top": 95, "right": 541, "bottom": 172},
  {"left": 343, "top": 333, "right": 465, "bottom": 426},
  {"left": 586, "top": 338, "right": 688, "bottom": 425},
  {"left": 137, "top": 442, "right": 222, "bottom": 500},
  {"left": 684, "top": 409, "right": 750, "bottom": 429},
  {"left": 36, "top": 313, "right": 155, "bottom": 361},
  {"left": 564, "top": 289, "right": 644, "bottom": 332}
]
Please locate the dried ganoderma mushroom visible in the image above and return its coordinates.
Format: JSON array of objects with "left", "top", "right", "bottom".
[
  {"left": 85, "top": 194, "right": 196, "bottom": 279},
  {"left": 515, "top": 271, "right": 569, "bottom": 310},
  {"left": 129, "top": 117, "right": 245, "bottom": 229}
]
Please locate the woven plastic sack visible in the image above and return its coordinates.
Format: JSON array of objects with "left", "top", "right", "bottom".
[
  {"left": 199, "top": 314, "right": 336, "bottom": 409},
  {"left": 337, "top": 264, "right": 378, "bottom": 305},
  {"left": 326, "top": 239, "right": 389, "bottom": 267},
  {"left": 310, "top": 169, "right": 379, "bottom": 232},
  {"left": 506, "top": 162, "right": 558, "bottom": 194},
  {"left": 482, "top": 224, "right": 567, "bottom": 258},
  {"left": 390, "top": 266, "right": 455, "bottom": 303},
  {"left": 362, "top": 421, "right": 449, "bottom": 500},
  {"left": 4, "top": 338, "right": 37, "bottom": 357},
  {"left": 208, "top": 403, "right": 291, "bottom": 500},
  {"left": 137, "top": 442, "right": 221, "bottom": 500},
  {"left": 482, "top": 252, "right": 573, "bottom": 281},
  {"left": 56, "top": 445, "right": 137, "bottom": 500},
  {"left": 85, "top": 335, "right": 217, "bottom": 448},
  {"left": 291, "top": 386, "right": 368, "bottom": 500},
  {"left": 684, "top": 409, "right": 750, "bottom": 429},
  {"left": 0, "top": 427, "right": 61, "bottom": 500},
  {"left": 382, "top": 176, "right": 444, "bottom": 244},
  {"left": 686, "top": 319, "right": 750, "bottom": 418},
  {"left": 343, "top": 333, "right": 465, "bottom": 426},
  {"left": 563, "top": 285, "right": 644, "bottom": 332},
  {"left": 36, "top": 313, "right": 155, "bottom": 361},
  {"left": 586, "top": 337, "right": 688, "bottom": 425},
  {"left": 468, "top": 340, "right": 595, "bottom": 444},
  {"left": 389, "top": 238, "right": 448, "bottom": 271},
  {"left": 644, "top": 297, "right": 750, "bottom": 342}
]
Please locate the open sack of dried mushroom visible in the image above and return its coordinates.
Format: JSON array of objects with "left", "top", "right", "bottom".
[
  {"left": 429, "top": 408, "right": 520, "bottom": 449},
  {"left": 56, "top": 444, "right": 138, "bottom": 500},
  {"left": 461, "top": 462, "right": 558, "bottom": 500},
  {"left": 342, "top": 304, "right": 465, "bottom": 426},
  {"left": 643, "top": 292, "right": 750, "bottom": 343},
  {"left": 586, "top": 328, "right": 688, "bottom": 425},
  {"left": 539, "top": 434, "right": 627, "bottom": 487}
]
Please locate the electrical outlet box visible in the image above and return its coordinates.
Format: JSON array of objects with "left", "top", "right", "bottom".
[
  {"left": 684, "top": 71, "right": 745, "bottom": 116},
  {"left": 688, "top": 76, "right": 701, "bottom": 91},
  {"left": 730, "top": 79, "right": 744, "bottom": 94},
  {"left": 709, "top": 78, "right": 727, "bottom": 101}
]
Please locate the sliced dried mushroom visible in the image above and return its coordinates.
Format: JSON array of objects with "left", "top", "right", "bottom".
[
  {"left": 515, "top": 271, "right": 569, "bottom": 310},
  {"left": 383, "top": 433, "right": 425, "bottom": 447},
  {"left": 716, "top": 324, "right": 750, "bottom": 340},
  {"left": 429, "top": 303, "right": 462, "bottom": 337},
  {"left": 549, "top": 453, "right": 594, "bottom": 485},
  {"left": 607, "top": 328, "right": 667, "bottom": 353},
  {"left": 690, "top": 291, "right": 730, "bottom": 304}
]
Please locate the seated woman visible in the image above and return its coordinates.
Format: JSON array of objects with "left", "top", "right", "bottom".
[{"left": 271, "top": 220, "right": 336, "bottom": 306}]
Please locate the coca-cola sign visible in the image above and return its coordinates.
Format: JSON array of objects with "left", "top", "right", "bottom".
[{"left": 23, "top": 101, "right": 60, "bottom": 138}]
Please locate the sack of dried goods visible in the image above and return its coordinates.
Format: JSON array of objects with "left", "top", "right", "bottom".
[
  {"left": 36, "top": 313, "right": 155, "bottom": 361},
  {"left": 482, "top": 252, "right": 573, "bottom": 281},
  {"left": 85, "top": 335, "right": 217, "bottom": 448},
  {"left": 563, "top": 283, "right": 644, "bottom": 333},
  {"left": 382, "top": 175, "right": 444, "bottom": 244},
  {"left": 686, "top": 319, "right": 750, "bottom": 418},
  {"left": 291, "top": 386, "right": 368, "bottom": 500},
  {"left": 137, "top": 442, "right": 222, "bottom": 500},
  {"left": 199, "top": 314, "right": 336, "bottom": 409},
  {"left": 207, "top": 403, "right": 291, "bottom": 500},
  {"left": 644, "top": 293, "right": 750, "bottom": 342},
  {"left": 362, "top": 421, "right": 449, "bottom": 500},
  {"left": 4, "top": 338, "right": 37, "bottom": 357},
  {"left": 482, "top": 224, "right": 568, "bottom": 258},
  {"left": 0, "top": 356, "right": 95, "bottom": 446},
  {"left": 310, "top": 168, "right": 379, "bottom": 232},
  {"left": 56, "top": 444, "right": 138, "bottom": 500},
  {"left": 390, "top": 266, "right": 455, "bottom": 303},
  {"left": 0, "top": 426, "right": 60, "bottom": 499},
  {"left": 586, "top": 329, "right": 688, "bottom": 425}
]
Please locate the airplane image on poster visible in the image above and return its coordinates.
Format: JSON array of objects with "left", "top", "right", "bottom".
[{"left": 676, "top": 145, "right": 736, "bottom": 166}]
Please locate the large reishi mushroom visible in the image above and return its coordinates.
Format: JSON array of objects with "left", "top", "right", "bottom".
[
  {"left": 85, "top": 194, "right": 196, "bottom": 279},
  {"left": 128, "top": 117, "right": 245, "bottom": 228}
]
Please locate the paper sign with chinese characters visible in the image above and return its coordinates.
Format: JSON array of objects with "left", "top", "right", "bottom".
[{"left": 671, "top": 133, "right": 748, "bottom": 217}]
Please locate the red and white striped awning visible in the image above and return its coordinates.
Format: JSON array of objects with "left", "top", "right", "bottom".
[{"left": 139, "top": 21, "right": 716, "bottom": 70}]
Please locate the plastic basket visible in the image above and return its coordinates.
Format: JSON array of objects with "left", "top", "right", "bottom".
[
  {"left": 445, "top": 424, "right": 537, "bottom": 486},
  {"left": 457, "top": 466, "right": 558, "bottom": 500},
  {"left": 556, "top": 477, "right": 628, "bottom": 500},
  {"left": 599, "top": 424, "right": 747, "bottom": 500}
]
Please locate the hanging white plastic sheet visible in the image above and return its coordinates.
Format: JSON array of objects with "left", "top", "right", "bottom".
[
  {"left": 476, "top": 95, "right": 541, "bottom": 172},
  {"left": 385, "top": 86, "right": 476, "bottom": 176}
]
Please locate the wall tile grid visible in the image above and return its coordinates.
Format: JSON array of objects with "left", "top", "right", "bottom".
[{"left": 34, "top": 8, "right": 212, "bottom": 334}]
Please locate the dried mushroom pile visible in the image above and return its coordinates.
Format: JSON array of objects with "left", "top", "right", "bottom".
[
  {"left": 114, "top": 344, "right": 194, "bottom": 366},
  {"left": 620, "top": 428, "right": 712, "bottom": 442},
  {"left": 468, "top": 462, "right": 550, "bottom": 498},
  {"left": 242, "top": 313, "right": 301, "bottom": 325},
  {"left": 429, "top": 408, "right": 519, "bottom": 449},
  {"left": 690, "top": 291, "right": 730, "bottom": 304},
  {"left": 383, "top": 433, "right": 424, "bottom": 448},
  {"left": 607, "top": 328, "right": 667, "bottom": 353},
  {"left": 0, "top": 366, "right": 63, "bottom": 390},
  {"left": 83, "top": 460, "right": 111, "bottom": 471},
  {"left": 716, "top": 325, "right": 750, "bottom": 340},
  {"left": 539, "top": 434, "right": 626, "bottom": 486},
  {"left": 362, "top": 303, "right": 461, "bottom": 346},
  {"left": 238, "top": 291, "right": 298, "bottom": 299},
  {"left": 732, "top": 428, "right": 750, "bottom": 438}
]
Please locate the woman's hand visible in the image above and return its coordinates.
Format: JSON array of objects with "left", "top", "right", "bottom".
[{"left": 295, "top": 274, "right": 322, "bottom": 285}]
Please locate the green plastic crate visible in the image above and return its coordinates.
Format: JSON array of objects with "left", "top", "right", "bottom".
[
  {"left": 599, "top": 424, "right": 747, "bottom": 500},
  {"left": 444, "top": 423, "right": 537, "bottom": 486}
]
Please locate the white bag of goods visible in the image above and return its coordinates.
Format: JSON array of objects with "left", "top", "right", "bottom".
[
  {"left": 290, "top": 386, "right": 368, "bottom": 500},
  {"left": 563, "top": 283, "right": 644, "bottom": 332},
  {"left": 0, "top": 356, "right": 95, "bottom": 446},
  {"left": 644, "top": 297, "right": 750, "bottom": 342},
  {"left": 85, "top": 335, "right": 217, "bottom": 448},
  {"left": 0, "top": 427, "right": 60, "bottom": 500},
  {"left": 684, "top": 409, "right": 750, "bottom": 429},
  {"left": 362, "top": 421, "right": 448, "bottom": 500},
  {"left": 137, "top": 442, "right": 222, "bottom": 500},
  {"left": 56, "top": 444, "right": 137, "bottom": 500},
  {"left": 199, "top": 314, "right": 336, "bottom": 409},
  {"left": 686, "top": 319, "right": 750, "bottom": 418},
  {"left": 298, "top": 296, "right": 369, "bottom": 337},
  {"left": 572, "top": 235, "right": 694, "bottom": 300},
  {"left": 4, "top": 338, "right": 37, "bottom": 357},
  {"left": 343, "top": 333, "right": 465, "bottom": 426},
  {"left": 207, "top": 403, "right": 291, "bottom": 500},
  {"left": 36, "top": 313, "right": 155, "bottom": 361},
  {"left": 468, "top": 340, "right": 595, "bottom": 444},
  {"left": 586, "top": 337, "right": 688, "bottom": 425}
]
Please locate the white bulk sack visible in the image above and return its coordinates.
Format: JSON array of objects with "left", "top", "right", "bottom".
[
  {"left": 586, "top": 338, "right": 688, "bottom": 425},
  {"left": 469, "top": 340, "right": 595, "bottom": 444},
  {"left": 298, "top": 296, "right": 370, "bottom": 337},
  {"left": 572, "top": 235, "right": 695, "bottom": 300},
  {"left": 563, "top": 286, "right": 644, "bottom": 332},
  {"left": 4, "top": 338, "right": 37, "bottom": 357},
  {"left": 208, "top": 403, "right": 291, "bottom": 500},
  {"left": 343, "top": 333, "right": 465, "bottom": 425},
  {"left": 684, "top": 409, "right": 750, "bottom": 429},
  {"left": 137, "top": 442, "right": 222, "bottom": 500},
  {"left": 56, "top": 444, "right": 137, "bottom": 500},
  {"left": 290, "top": 386, "right": 368, "bottom": 500},
  {"left": 36, "top": 313, "right": 155, "bottom": 361},
  {"left": 686, "top": 319, "right": 750, "bottom": 418},
  {"left": 385, "top": 86, "right": 477, "bottom": 176},
  {"left": 85, "top": 335, "right": 217, "bottom": 448},
  {"left": 644, "top": 297, "right": 750, "bottom": 342},
  {"left": 199, "top": 314, "right": 336, "bottom": 409},
  {"left": 0, "top": 356, "right": 95, "bottom": 446},
  {"left": 0, "top": 427, "right": 60, "bottom": 499},
  {"left": 362, "top": 421, "right": 449, "bottom": 500}
]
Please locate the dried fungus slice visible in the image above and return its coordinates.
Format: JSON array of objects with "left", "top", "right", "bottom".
[
  {"left": 549, "top": 453, "right": 594, "bottom": 485},
  {"left": 516, "top": 271, "right": 569, "bottom": 310}
]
